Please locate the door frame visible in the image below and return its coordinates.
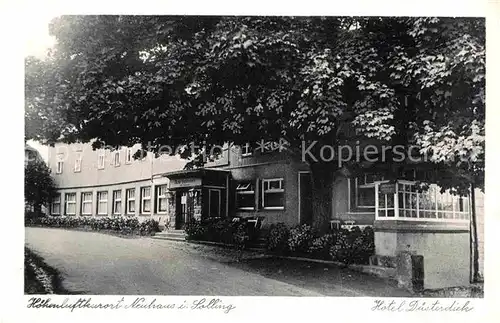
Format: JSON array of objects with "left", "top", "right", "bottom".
[{"left": 298, "top": 171, "right": 311, "bottom": 224}]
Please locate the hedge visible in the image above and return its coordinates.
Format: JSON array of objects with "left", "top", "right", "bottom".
[{"left": 26, "top": 216, "right": 160, "bottom": 236}]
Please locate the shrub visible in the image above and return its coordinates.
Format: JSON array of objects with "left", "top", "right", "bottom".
[
  {"left": 307, "top": 233, "right": 336, "bottom": 259},
  {"left": 185, "top": 219, "right": 207, "bottom": 240},
  {"left": 329, "top": 226, "right": 375, "bottom": 265},
  {"left": 266, "top": 223, "right": 289, "bottom": 254},
  {"left": 288, "top": 224, "right": 315, "bottom": 253},
  {"left": 26, "top": 216, "right": 160, "bottom": 236}
]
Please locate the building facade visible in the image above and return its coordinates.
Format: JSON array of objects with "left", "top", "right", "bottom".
[{"left": 47, "top": 140, "right": 484, "bottom": 288}]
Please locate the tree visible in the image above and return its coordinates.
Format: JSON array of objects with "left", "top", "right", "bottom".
[
  {"left": 24, "top": 159, "right": 56, "bottom": 216},
  {"left": 25, "top": 16, "right": 484, "bottom": 234}
]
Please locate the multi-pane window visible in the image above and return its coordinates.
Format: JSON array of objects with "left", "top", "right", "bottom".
[
  {"left": 241, "top": 143, "right": 253, "bottom": 157},
  {"left": 113, "top": 151, "right": 121, "bottom": 167},
  {"left": 74, "top": 152, "right": 82, "bottom": 172},
  {"left": 125, "top": 148, "right": 132, "bottom": 164},
  {"left": 376, "top": 181, "right": 471, "bottom": 221},
  {"left": 97, "top": 150, "right": 105, "bottom": 169},
  {"left": 262, "top": 178, "right": 285, "bottom": 209},
  {"left": 141, "top": 187, "right": 151, "bottom": 214},
  {"left": 236, "top": 181, "right": 255, "bottom": 210},
  {"left": 64, "top": 193, "right": 76, "bottom": 215},
  {"left": 112, "top": 190, "right": 122, "bottom": 215},
  {"left": 51, "top": 194, "right": 61, "bottom": 215},
  {"left": 350, "top": 174, "right": 385, "bottom": 209},
  {"left": 126, "top": 188, "right": 136, "bottom": 215},
  {"left": 97, "top": 191, "right": 108, "bottom": 215},
  {"left": 81, "top": 192, "right": 93, "bottom": 215},
  {"left": 156, "top": 185, "right": 168, "bottom": 213}
]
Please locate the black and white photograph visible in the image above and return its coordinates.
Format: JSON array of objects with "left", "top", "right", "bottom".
[{"left": 6, "top": 1, "right": 498, "bottom": 319}]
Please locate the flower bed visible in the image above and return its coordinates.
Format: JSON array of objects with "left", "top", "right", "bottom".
[
  {"left": 266, "top": 223, "right": 375, "bottom": 265},
  {"left": 26, "top": 216, "right": 160, "bottom": 236}
]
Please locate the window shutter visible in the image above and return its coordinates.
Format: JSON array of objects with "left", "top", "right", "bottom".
[{"left": 256, "top": 179, "right": 261, "bottom": 210}]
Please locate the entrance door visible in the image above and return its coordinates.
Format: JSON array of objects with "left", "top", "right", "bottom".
[
  {"left": 208, "top": 189, "right": 221, "bottom": 218},
  {"left": 176, "top": 191, "right": 188, "bottom": 229},
  {"left": 299, "top": 172, "right": 313, "bottom": 225}
]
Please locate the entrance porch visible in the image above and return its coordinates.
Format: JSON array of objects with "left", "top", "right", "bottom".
[{"left": 164, "top": 169, "right": 230, "bottom": 230}]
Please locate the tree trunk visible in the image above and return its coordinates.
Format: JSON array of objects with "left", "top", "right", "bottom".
[
  {"left": 310, "top": 162, "right": 336, "bottom": 234},
  {"left": 470, "top": 184, "right": 480, "bottom": 283}
]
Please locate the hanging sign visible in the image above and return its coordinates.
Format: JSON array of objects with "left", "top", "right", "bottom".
[{"left": 379, "top": 183, "right": 396, "bottom": 194}]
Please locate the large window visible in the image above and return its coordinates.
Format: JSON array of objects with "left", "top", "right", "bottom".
[
  {"left": 81, "top": 192, "right": 93, "bottom": 215},
  {"left": 262, "top": 178, "right": 285, "bottom": 209},
  {"left": 236, "top": 181, "right": 255, "bottom": 210},
  {"left": 126, "top": 188, "right": 135, "bottom": 215},
  {"left": 51, "top": 194, "right": 61, "bottom": 215},
  {"left": 112, "top": 190, "right": 122, "bottom": 215},
  {"left": 140, "top": 187, "right": 151, "bottom": 214},
  {"left": 97, "top": 191, "right": 108, "bottom": 215},
  {"left": 376, "top": 180, "right": 470, "bottom": 221},
  {"left": 64, "top": 193, "right": 76, "bottom": 215},
  {"left": 156, "top": 185, "right": 168, "bottom": 213}
]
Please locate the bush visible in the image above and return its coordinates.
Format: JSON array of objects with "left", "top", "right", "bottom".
[
  {"left": 184, "top": 217, "right": 259, "bottom": 248},
  {"left": 26, "top": 216, "right": 160, "bottom": 236},
  {"left": 329, "top": 226, "right": 375, "bottom": 265},
  {"left": 307, "top": 233, "right": 336, "bottom": 260},
  {"left": 266, "top": 223, "right": 290, "bottom": 254},
  {"left": 287, "top": 224, "right": 314, "bottom": 253}
]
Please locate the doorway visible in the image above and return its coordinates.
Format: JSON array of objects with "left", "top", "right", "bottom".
[
  {"left": 175, "top": 191, "right": 188, "bottom": 229},
  {"left": 208, "top": 189, "right": 221, "bottom": 218}
]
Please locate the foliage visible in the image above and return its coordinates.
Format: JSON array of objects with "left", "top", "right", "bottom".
[
  {"left": 266, "top": 223, "right": 290, "bottom": 253},
  {"left": 184, "top": 217, "right": 258, "bottom": 248},
  {"left": 26, "top": 216, "right": 160, "bottom": 236},
  {"left": 24, "top": 159, "right": 56, "bottom": 212},
  {"left": 329, "top": 226, "right": 375, "bottom": 265},
  {"left": 25, "top": 16, "right": 485, "bottom": 229},
  {"left": 307, "top": 233, "right": 336, "bottom": 260},
  {"left": 287, "top": 224, "right": 314, "bottom": 253}
]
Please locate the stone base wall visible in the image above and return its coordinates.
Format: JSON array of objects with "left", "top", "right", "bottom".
[{"left": 374, "top": 221, "right": 470, "bottom": 289}]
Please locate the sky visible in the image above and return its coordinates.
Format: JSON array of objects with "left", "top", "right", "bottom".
[{"left": 24, "top": 12, "right": 57, "bottom": 58}]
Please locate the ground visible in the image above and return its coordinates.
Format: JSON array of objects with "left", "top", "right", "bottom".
[{"left": 25, "top": 227, "right": 411, "bottom": 296}]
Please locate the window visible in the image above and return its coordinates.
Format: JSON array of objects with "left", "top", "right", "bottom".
[
  {"left": 97, "top": 191, "right": 108, "bottom": 215},
  {"left": 141, "top": 187, "right": 151, "bottom": 214},
  {"left": 125, "top": 148, "right": 132, "bottom": 164},
  {"left": 64, "top": 193, "right": 76, "bottom": 215},
  {"left": 236, "top": 181, "right": 255, "bottom": 210},
  {"left": 350, "top": 173, "right": 385, "bottom": 209},
  {"left": 74, "top": 152, "right": 82, "bottom": 172},
  {"left": 209, "top": 189, "right": 221, "bottom": 218},
  {"left": 241, "top": 143, "right": 253, "bottom": 157},
  {"left": 81, "top": 192, "right": 93, "bottom": 215},
  {"left": 376, "top": 181, "right": 471, "bottom": 221},
  {"left": 262, "top": 178, "right": 284, "bottom": 209},
  {"left": 156, "top": 185, "right": 168, "bottom": 213},
  {"left": 97, "top": 150, "right": 105, "bottom": 169},
  {"left": 112, "top": 190, "right": 122, "bottom": 215},
  {"left": 56, "top": 154, "right": 64, "bottom": 174},
  {"left": 126, "top": 188, "right": 136, "bottom": 215},
  {"left": 51, "top": 194, "right": 61, "bottom": 215},
  {"left": 113, "top": 151, "right": 121, "bottom": 167}
]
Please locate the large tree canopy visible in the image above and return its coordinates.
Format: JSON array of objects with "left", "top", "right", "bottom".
[{"left": 25, "top": 16, "right": 485, "bottom": 230}]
